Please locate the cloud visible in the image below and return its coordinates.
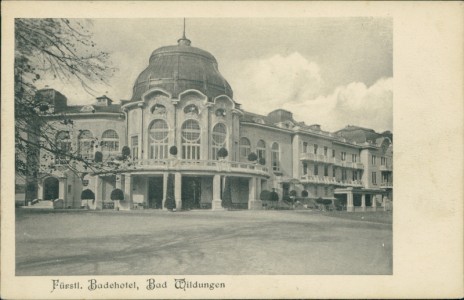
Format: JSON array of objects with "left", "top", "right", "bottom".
[{"left": 232, "top": 53, "right": 392, "bottom": 132}]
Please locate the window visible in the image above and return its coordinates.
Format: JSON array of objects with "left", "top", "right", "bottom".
[
  {"left": 324, "top": 165, "right": 329, "bottom": 177},
  {"left": 150, "top": 120, "right": 169, "bottom": 159},
  {"left": 372, "top": 172, "right": 377, "bottom": 184},
  {"left": 352, "top": 154, "right": 357, "bottom": 162},
  {"left": 55, "top": 131, "right": 71, "bottom": 164},
  {"left": 342, "top": 169, "right": 347, "bottom": 181},
  {"left": 239, "top": 137, "right": 251, "bottom": 159},
  {"left": 212, "top": 123, "right": 227, "bottom": 160},
  {"left": 341, "top": 152, "right": 346, "bottom": 161},
  {"left": 332, "top": 149, "right": 336, "bottom": 158},
  {"left": 215, "top": 108, "right": 226, "bottom": 117},
  {"left": 382, "top": 173, "right": 389, "bottom": 183},
  {"left": 372, "top": 155, "right": 377, "bottom": 165},
  {"left": 101, "top": 130, "right": 119, "bottom": 153},
  {"left": 324, "top": 146, "right": 328, "bottom": 156},
  {"left": 184, "top": 104, "right": 199, "bottom": 115},
  {"left": 332, "top": 166, "right": 336, "bottom": 178},
  {"left": 313, "top": 144, "right": 318, "bottom": 155},
  {"left": 303, "top": 162, "right": 308, "bottom": 175},
  {"left": 325, "top": 187, "right": 329, "bottom": 197},
  {"left": 302, "top": 142, "right": 308, "bottom": 153},
  {"left": 271, "top": 142, "right": 280, "bottom": 171},
  {"left": 78, "top": 130, "right": 94, "bottom": 159},
  {"left": 257, "top": 140, "right": 266, "bottom": 161},
  {"left": 314, "top": 164, "right": 319, "bottom": 176},
  {"left": 381, "top": 157, "right": 386, "bottom": 166},
  {"left": 131, "top": 136, "right": 139, "bottom": 160},
  {"left": 352, "top": 170, "right": 358, "bottom": 181},
  {"left": 181, "top": 119, "right": 200, "bottom": 160}
]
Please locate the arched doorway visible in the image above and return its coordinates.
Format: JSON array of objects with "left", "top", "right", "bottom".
[{"left": 43, "top": 177, "right": 59, "bottom": 200}]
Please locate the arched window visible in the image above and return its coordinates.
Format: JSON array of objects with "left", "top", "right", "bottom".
[
  {"left": 78, "top": 130, "right": 94, "bottom": 159},
  {"left": 101, "top": 130, "right": 119, "bottom": 153},
  {"left": 55, "top": 131, "right": 71, "bottom": 165},
  {"left": 181, "top": 119, "right": 201, "bottom": 160},
  {"left": 257, "top": 140, "right": 266, "bottom": 161},
  {"left": 212, "top": 123, "right": 227, "bottom": 160},
  {"left": 239, "top": 137, "right": 251, "bottom": 159},
  {"left": 149, "top": 119, "right": 169, "bottom": 159},
  {"left": 271, "top": 142, "right": 280, "bottom": 171},
  {"left": 184, "top": 104, "right": 199, "bottom": 115}
]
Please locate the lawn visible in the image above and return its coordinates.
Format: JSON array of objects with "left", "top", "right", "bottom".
[{"left": 15, "top": 208, "right": 392, "bottom": 275}]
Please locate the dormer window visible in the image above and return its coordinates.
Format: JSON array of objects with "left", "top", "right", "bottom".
[
  {"left": 215, "top": 108, "right": 226, "bottom": 117},
  {"left": 184, "top": 104, "right": 199, "bottom": 115}
]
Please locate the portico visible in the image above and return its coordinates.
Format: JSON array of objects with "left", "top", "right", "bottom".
[{"left": 334, "top": 187, "right": 388, "bottom": 212}]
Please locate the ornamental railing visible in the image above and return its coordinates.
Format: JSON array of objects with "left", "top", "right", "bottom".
[
  {"left": 300, "top": 175, "right": 364, "bottom": 187},
  {"left": 300, "top": 153, "right": 364, "bottom": 169}
]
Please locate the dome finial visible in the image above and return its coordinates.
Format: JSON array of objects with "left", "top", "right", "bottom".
[{"left": 178, "top": 18, "right": 191, "bottom": 46}]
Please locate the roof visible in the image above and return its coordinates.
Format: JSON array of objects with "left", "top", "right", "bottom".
[{"left": 60, "top": 104, "right": 123, "bottom": 114}]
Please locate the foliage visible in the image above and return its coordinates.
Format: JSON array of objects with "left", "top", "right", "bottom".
[
  {"left": 301, "top": 190, "right": 309, "bottom": 197},
  {"left": 217, "top": 147, "right": 228, "bottom": 159},
  {"left": 247, "top": 152, "right": 258, "bottom": 162},
  {"left": 15, "top": 18, "right": 115, "bottom": 201},
  {"left": 80, "top": 189, "right": 95, "bottom": 200},
  {"left": 222, "top": 176, "right": 232, "bottom": 209},
  {"left": 169, "top": 146, "right": 178, "bottom": 156},
  {"left": 258, "top": 157, "right": 266, "bottom": 165},
  {"left": 260, "top": 190, "right": 271, "bottom": 201},
  {"left": 121, "top": 146, "right": 130, "bottom": 159},
  {"left": 94, "top": 151, "right": 103, "bottom": 163},
  {"left": 164, "top": 173, "right": 176, "bottom": 210},
  {"left": 110, "top": 188, "right": 124, "bottom": 201}
]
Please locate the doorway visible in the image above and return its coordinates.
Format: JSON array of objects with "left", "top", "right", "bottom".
[
  {"left": 182, "top": 176, "right": 201, "bottom": 209},
  {"left": 43, "top": 177, "right": 59, "bottom": 200},
  {"left": 148, "top": 177, "right": 163, "bottom": 209}
]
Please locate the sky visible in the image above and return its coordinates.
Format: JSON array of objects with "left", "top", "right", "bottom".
[{"left": 39, "top": 18, "right": 393, "bottom": 132}]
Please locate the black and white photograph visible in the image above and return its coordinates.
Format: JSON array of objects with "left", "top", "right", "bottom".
[{"left": 2, "top": 1, "right": 463, "bottom": 299}]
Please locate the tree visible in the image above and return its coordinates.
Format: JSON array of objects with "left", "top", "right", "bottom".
[
  {"left": 217, "top": 147, "right": 228, "bottom": 159},
  {"left": 301, "top": 190, "right": 309, "bottom": 197},
  {"left": 80, "top": 188, "right": 95, "bottom": 209},
  {"left": 15, "top": 18, "right": 115, "bottom": 203},
  {"left": 258, "top": 157, "right": 266, "bottom": 165},
  {"left": 222, "top": 176, "right": 233, "bottom": 209},
  {"left": 169, "top": 146, "right": 178, "bottom": 156},
  {"left": 121, "top": 146, "right": 131, "bottom": 159},
  {"left": 164, "top": 173, "right": 176, "bottom": 211},
  {"left": 247, "top": 152, "right": 258, "bottom": 162},
  {"left": 110, "top": 188, "right": 124, "bottom": 210}
]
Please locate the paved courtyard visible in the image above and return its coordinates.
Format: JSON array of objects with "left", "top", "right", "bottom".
[{"left": 16, "top": 209, "right": 392, "bottom": 275}]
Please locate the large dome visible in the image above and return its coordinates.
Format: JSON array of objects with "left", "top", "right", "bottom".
[{"left": 131, "top": 37, "right": 233, "bottom": 101}]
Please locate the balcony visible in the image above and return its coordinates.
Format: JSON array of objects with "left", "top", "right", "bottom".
[
  {"left": 379, "top": 165, "right": 393, "bottom": 171},
  {"left": 126, "top": 159, "right": 270, "bottom": 176},
  {"left": 380, "top": 182, "right": 393, "bottom": 188},
  {"left": 300, "top": 175, "right": 364, "bottom": 187}
]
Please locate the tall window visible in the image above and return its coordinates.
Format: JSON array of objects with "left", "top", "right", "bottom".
[
  {"left": 303, "top": 162, "right": 308, "bottom": 175},
  {"left": 372, "top": 155, "right": 377, "bottom": 165},
  {"left": 314, "top": 164, "right": 319, "bottom": 176},
  {"left": 332, "top": 149, "right": 336, "bottom": 158},
  {"left": 101, "top": 130, "right": 119, "bottom": 153},
  {"left": 372, "top": 172, "right": 377, "bottom": 184},
  {"left": 313, "top": 144, "right": 318, "bottom": 155},
  {"left": 381, "top": 157, "right": 386, "bottom": 165},
  {"left": 342, "top": 169, "right": 347, "bottom": 181},
  {"left": 352, "top": 170, "right": 358, "bottom": 181},
  {"left": 352, "top": 154, "right": 357, "bottom": 162},
  {"left": 324, "top": 146, "right": 328, "bottom": 156},
  {"left": 212, "top": 123, "right": 227, "bottom": 160},
  {"left": 341, "top": 151, "right": 346, "bottom": 161},
  {"left": 324, "top": 165, "right": 329, "bottom": 177},
  {"left": 239, "top": 137, "right": 251, "bottom": 159},
  {"left": 302, "top": 142, "right": 308, "bottom": 153},
  {"left": 55, "top": 131, "right": 71, "bottom": 164},
  {"left": 257, "top": 140, "right": 266, "bottom": 161},
  {"left": 78, "top": 130, "right": 94, "bottom": 159},
  {"left": 181, "top": 119, "right": 201, "bottom": 160},
  {"left": 150, "top": 120, "right": 169, "bottom": 159},
  {"left": 271, "top": 142, "right": 280, "bottom": 171},
  {"left": 131, "top": 136, "right": 139, "bottom": 160},
  {"left": 332, "top": 166, "right": 336, "bottom": 178}
]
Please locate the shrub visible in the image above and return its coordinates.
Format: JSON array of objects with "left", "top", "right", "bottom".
[
  {"left": 94, "top": 151, "right": 103, "bottom": 163},
  {"left": 81, "top": 189, "right": 95, "bottom": 200},
  {"left": 258, "top": 157, "right": 266, "bottom": 165},
  {"left": 164, "top": 173, "right": 176, "bottom": 210},
  {"left": 121, "top": 146, "right": 131, "bottom": 159},
  {"left": 110, "top": 189, "right": 124, "bottom": 201},
  {"left": 169, "top": 146, "right": 178, "bottom": 156},
  {"left": 248, "top": 152, "right": 258, "bottom": 162},
  {"left": 301, "top": 190, "right": 309, "bottom": 197},
  {"left": 316, "top": 197, "right": 324, "bottom": 204},
  {"left": 217, "top": 147, "right": 228, "bottom": 159},
  {"left": 260, "top": 190, "right": 271, "bottom": 201},
  {"left": 222, "top": 176, "right": 232, "bottom": 209}
]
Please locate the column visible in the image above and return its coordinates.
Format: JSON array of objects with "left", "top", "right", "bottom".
[
  {"left": 174, "top": 172, "right": 182, "bottom": 210},
  {"left": 347, "top": 190, "right": 354, "bottom": 212},
  {"left": 211, "top": 174, "right": 223, "bottom": 210},
  {"left": 115, "top": 175, "right": 122, "bottom": 189},
  {"left": 121, "top": 174, "right": 132, "bottom": 211},
  {"left": 94, "top": 176, "right": 103, "bottom": 210},
  {"left": 248, "top": 177, "right": 263, "bottom": 210},
  {"left": 361, "top": 194, "right": 366, "bottom": 211},
  {"left": 37, "top": 182, "right": 43, "bottom": 202},
  {"left": 58, "top": 177, "right": 67, "bottom": 209},
  {"left": 162, "top": 173, "right": 168, "bottom": 210},
  {"left": 372, "top": 194, "right": 378, "bottom": 211}
]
